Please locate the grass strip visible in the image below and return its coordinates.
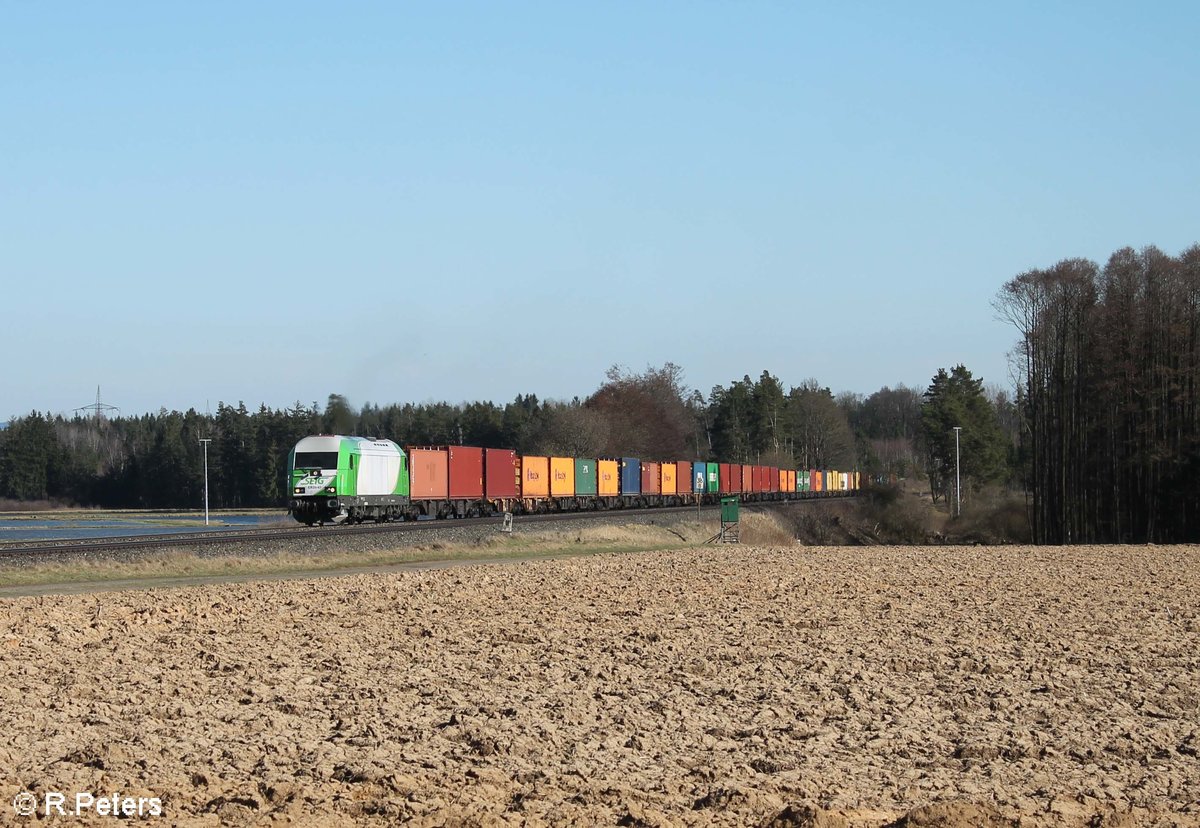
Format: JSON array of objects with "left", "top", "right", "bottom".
[{"left": 0, "top": 523, "right": 715, "bottom": 591}]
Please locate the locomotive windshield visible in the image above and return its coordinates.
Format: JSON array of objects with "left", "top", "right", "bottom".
[{"left": 294, "top": 451, "right": 339, "bottom": 470}]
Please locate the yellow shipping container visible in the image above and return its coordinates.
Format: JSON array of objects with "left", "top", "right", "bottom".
[
  {"left": 661, "top": 462, "right": 677, "bottom": 495},
  {"left": 598, "top": 459, "right": 619, "bottom": 496},
  {"left": 550, "top": 456, "right": 575, "bottom": 497},
  {"left": 521, "top": 456, "right": 550, "bottom": 498}
]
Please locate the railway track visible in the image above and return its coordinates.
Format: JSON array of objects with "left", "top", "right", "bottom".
[{"left": 0, "top": 504, "right": 727, "bottom": 561}]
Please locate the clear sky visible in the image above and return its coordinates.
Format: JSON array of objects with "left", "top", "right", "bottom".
[{"left": 4, "top": 2, "right": 1198, "bottom": 419}]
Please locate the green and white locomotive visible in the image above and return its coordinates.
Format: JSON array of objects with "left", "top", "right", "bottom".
[{"left": 287, "top": 435, "right": 410, "bottom": 525}]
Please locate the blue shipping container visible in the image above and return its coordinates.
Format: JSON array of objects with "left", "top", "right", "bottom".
[
  {"left": 620, "top": 458, "right": 641, "bottom": 495},
  {"left": 691, "top": 461, "right": 707, "bottom": 493}
]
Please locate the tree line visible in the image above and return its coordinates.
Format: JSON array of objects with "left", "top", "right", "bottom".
[
  {"left": 0, "top": 363, "right": 1018, "bottom": 511},
  {"left": 997, "top": 243, "right": 1200, "bottom": 543},
  {"left": 12, "top": 241, "right": 1190, "bottom": 543}
]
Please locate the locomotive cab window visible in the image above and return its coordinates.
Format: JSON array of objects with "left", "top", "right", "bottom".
[{"left": 295, "top": 452, "right": 338, "bottom": 470}]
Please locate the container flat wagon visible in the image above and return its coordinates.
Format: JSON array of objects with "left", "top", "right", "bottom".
[{"left": 287, "top": 435, "right": 859, "bottom": 524}]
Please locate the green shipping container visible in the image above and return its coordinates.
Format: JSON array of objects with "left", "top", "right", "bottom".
[
  {"left": 706, "top": 462, "right": 719, "bottom": 494},
  {"left": 800, "top": 470, "right": 810, "bottom": 492},
  {"left": 574, "top": 458, "right": 598, "bottom": 496}
]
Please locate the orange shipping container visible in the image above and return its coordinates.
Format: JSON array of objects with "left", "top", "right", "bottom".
[
  {"left": 598, "top": 459, "right": 619, "bottom": 496},
  {"left": 550, "top": 457, "right": 575, "bottom": 497},
  {"left": 521, "top": 456, "right": 550, "bottom": 498},
  {"left": 661, "top": 462, "right": 676, "bottom": 495},
  {"left": 786, "top": 470, "right": 796, "bottom": 492},
  {"left": 778, "top": 469, "right": 787, "bottom": 492},
  {"left": 408, "top": 447, "right": 449, "bottom": 499}
]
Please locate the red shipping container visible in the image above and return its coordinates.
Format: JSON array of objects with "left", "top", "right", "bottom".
[
  {"left": 485, "top": 449, "right": 519, "bottom": 498},
  {"left": 741, "top": 465, "right": 752, "bottom": 493},
  {"left": 676, "top": 461, "right": 693, "bottom": 493},
  {"left": 770, "top": 467, "right": 780, "bottom": 492},
  {"left": 448, "top": 446, "right": 484, "bottom": 499},
  {"left": 408, "top": 447, "right": 449, "bottom": 499},
  {"left": 718, "top": 463, "right": 731, "bottom": 494},
  {"left": 641, "top": 461, "right": 661, "bottom": 495}
]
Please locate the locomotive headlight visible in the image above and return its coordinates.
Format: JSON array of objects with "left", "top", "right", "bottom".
[
  {"left": 325, "top": 486, "right": 337, "bottom": 494},
  {"left": 294, "top": 487, "right": 303, "bottom": 494}
]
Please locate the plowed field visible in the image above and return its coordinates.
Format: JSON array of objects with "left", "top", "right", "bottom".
[{"left": 2, "top": 545, "right": 1198, "bottom": 826}]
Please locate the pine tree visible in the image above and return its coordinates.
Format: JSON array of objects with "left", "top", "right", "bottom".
[{"left": 921, "top": 366, "right": 1007, "bottom": 505}]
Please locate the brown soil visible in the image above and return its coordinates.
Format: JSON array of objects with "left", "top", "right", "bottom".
[{"left": 1, "top": 545, "right": 1198, "bottom": 826}]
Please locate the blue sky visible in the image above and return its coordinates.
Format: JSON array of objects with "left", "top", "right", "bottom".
[{"left": 4, "top": 2, "right": 1198, "bottom": 418}]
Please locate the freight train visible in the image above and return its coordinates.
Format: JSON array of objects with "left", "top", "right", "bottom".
[{"left": 287, "top": 434, "right": 859, "bottom": 525}]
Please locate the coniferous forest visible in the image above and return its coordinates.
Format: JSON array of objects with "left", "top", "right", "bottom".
[
  {"left": 0, "top": 364, "right": 1013, "bottom": 514},
  {"left": 5, "top": 242, "right": 1200, "bottom": 545}
]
